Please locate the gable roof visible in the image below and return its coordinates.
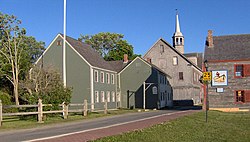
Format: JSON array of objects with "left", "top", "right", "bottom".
[
  {"left": 59, "top": 34, "right": 115, "bottom": 71},
  {"left": 109, "top": 57, "right": 172, "bottom": 78},
  {"left": 183, "top": 52, "right": 203, "bottom": 69},
  {"left": 204, "top": 34, "right": 250, "bottom": 61},
  {"left": 144, "top": 38, "right": 202, "bottom": 72}
]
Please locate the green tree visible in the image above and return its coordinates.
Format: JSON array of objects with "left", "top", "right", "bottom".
[
  {"left": 20, "top": 65, "right": 72, "bottom": 105},
  {"left": 79, "top": 32, "right": 140, "bottom": 61},
  {"left": 0, "top": 13, "right": 45, "bottom": 105}
]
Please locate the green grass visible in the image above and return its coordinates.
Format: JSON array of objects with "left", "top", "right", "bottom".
[
  {"left": 0, "top": 108, "right": 140, "bottom": 131},
  {"left": 94, "top": 111, "right": 250, "bottom": 142}
]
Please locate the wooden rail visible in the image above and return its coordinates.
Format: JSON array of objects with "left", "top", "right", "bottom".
[{"left": 0, "top": 99, "right": 110, "bottom": 127}]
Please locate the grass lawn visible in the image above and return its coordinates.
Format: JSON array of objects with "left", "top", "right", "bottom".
[
  {"left": 94, "top": 111, "right": 250, "bottom": 142},
  {"left": 0, "top": 108, "right": 139, "bottom": 131}
]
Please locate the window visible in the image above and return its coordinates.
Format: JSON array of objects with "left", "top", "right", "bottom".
[
  {"left": 112, "top": 91, "right": 115, "bottom": 102},
  {"left": 236, "top": 90, "right": 250, "bottom": 103},
  {"left": 235, "top": 65, "right": 243, "bottom": 77},
  {"left": 180, "top": 38, "right": 183, "bottom": 45},
  {"left": 235, "top": 64, "right": 250, "bottom": 77},
  {"left": 236, "top": 91, "right": 244, "bottom": 103},
  {"left": 101, "top": 91, "right": 105, "bottom": 102},
  {"left": 173, "top": 56, "right": 178, "bottom": 65},
  {"left": 179, "top": 72, "right": 184, "bottom": 80},
  {"left": 106, "top": 91, "right": 110, "bottom": 102},
  {"left": 111, "top": 74, "right": 115, "bottom": 84},
  {"left": 117, "top": 93, "right": 121, "bottom": 102},
  {"left": 100, "top": 72, "right": 104, "bottom": 83},
  {"left": 95, "top": 91, "right": 99, "bottom": 103},
  {"left": 94, "top": 70, "right": 98, "bottom": 82},
  {"left": 160, "top": 45, "right": 164, "bottom": 53},
  {"left": 106, "top": 73, "right": 110, "bottom": 84},
  {"left": 57, "top": 40, "right": 61, "bottom": 46}
]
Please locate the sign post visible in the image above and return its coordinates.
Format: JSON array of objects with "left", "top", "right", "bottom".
[{"left": 202, "top": 71, "right": 211, "bottom": 123}]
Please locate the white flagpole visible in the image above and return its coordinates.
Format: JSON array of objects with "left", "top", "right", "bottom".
[{"left": 63, "top": 0, "right": 67, "bottom": 87}]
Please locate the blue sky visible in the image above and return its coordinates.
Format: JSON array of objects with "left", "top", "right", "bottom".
[{"left": 1, "top": 0, "right": 250, "bottom": 55}]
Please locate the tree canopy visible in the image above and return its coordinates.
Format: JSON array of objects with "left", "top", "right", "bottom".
[
  {"left": 79, "top": 32, "right": 140, "bottom": 61},
  {"left": 0, "top": 12, "right": 45, "bottom": 105}
]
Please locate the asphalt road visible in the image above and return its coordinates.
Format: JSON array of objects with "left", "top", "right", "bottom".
[{"left": 0, "top": 109, "right": 195, "bottom": 142}]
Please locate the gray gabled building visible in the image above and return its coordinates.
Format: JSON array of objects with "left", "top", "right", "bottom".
[
  {"left": 143, "top": 12, "right": 203, "bottom": 105},
  {"left": 36, "top": 34, "right": 173, "bottom": 110},
  {"left": 204, "top": 30, "right": 250, "bottom": 108}
]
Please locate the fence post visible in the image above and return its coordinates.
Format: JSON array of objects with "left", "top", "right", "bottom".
[
  {"left": 38, "top": 99, "right": 43, "bottom": 123},
  {"left": 62, "top": 102, "right": 68, "bottom": 119},
  {"left": 104, "top": 100, "right": 108, "bottom": 114},
  {"left": 0, "top": 100, "right": 2, "bottom": 127},
  {"left": 83, "top": 99, "right": 88, "bottom": 116}
]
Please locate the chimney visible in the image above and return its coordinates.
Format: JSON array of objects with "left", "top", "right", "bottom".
[
  {"left": 146, "top": 58, "right": 152, "bottom": 63},
  {"left": 207, "top": 30, "right": 214, "bottom": 47},
  {"left": 123, "top": 54, "right": 128, "bottom": 63}
]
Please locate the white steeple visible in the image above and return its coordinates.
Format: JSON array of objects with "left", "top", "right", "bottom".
[
  {"left": 172, "top": 9, "right": 184, "bottom": 54},
  {"left": 174, "top": 11, "right": 183, "bottom": 37}
]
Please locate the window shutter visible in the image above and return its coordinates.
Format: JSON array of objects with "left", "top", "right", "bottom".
[
  {"left": 244, "top": 64, "right": 250, "bottom": 77},
  {"left": 245, "top": 90, "right": 250, "bottom": 102}
]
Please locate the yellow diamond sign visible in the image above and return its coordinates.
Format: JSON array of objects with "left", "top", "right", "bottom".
[{"left": 203, "top": 72, "right": 212, "bottom": 81}]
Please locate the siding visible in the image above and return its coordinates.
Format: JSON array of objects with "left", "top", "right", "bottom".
[
  {"left": 208, "top": 61, "right": 250, "bottom": 107},
  {"left": 144, "top": 39, "right": 202, "bottom": 104},
  {"left": 119, "top": 58, "right": 152, "bottom": 108}
]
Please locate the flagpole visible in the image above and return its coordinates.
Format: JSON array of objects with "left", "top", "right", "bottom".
[{"left": 63, "top": 0, "right": 67, "bottom": 87}]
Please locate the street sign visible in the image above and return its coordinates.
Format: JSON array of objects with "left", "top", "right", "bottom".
[{"left": 203, "top": 72, "right": 212, "bottom": 81}]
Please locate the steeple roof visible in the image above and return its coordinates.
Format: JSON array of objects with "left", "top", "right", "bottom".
[{"left": 174, "top": 11, "right": 183, "bottom": 37}]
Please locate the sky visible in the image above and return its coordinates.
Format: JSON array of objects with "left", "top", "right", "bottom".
[{"left": 1, "top": 0, "right": 250, "bottom": 55}]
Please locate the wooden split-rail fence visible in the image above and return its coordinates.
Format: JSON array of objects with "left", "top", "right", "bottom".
[{"left": 0, "top": 99, "right": 110, "bottom": 127}]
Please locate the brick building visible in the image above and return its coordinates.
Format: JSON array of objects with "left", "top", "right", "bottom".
[{"left": 204, "top": 30, "right": 250, "bottom": 108}]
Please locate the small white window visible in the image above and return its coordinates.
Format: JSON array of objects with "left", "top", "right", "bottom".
[
  {"left": 173, "top": 56, "right": 178, "bottom": 65},
  {"left": 101, "top": 91, "right": 105, "bottom": 102},
  {"left": 112, "top": 92, "right": 115, "bottom": 102},
  {"left": 95, "top": 91, "right": 99, "bottom": 103},
  {"left": 111, "top": 74, "right": 115, "bottom": 84},
  {"left": 106, "top": 73, "right": 110, "bottom": 84},
  {"left": 100, "top": 72, "right": 104, "bottom": 83},
  {"left": 94, "top": 70, "right": 98, "bottom": 82},
  {"left": 106, "top": 91, "right": 110, "bottom": 102}
]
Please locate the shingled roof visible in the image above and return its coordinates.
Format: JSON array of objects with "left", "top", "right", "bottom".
[
  {"left": 204, "top": 34, "right": 250, "bottom": 61},
  {"left": 184, "top": 52, "right": 203, "bottom": 69},
  {"left": 61, "top": 34, "right": 115, "bottom": 71}
]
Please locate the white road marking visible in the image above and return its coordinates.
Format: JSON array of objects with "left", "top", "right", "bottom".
[{"left": 24, "top": 110, "right": 192, "bottom": 142}]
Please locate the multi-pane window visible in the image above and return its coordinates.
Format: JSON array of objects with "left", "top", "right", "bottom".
[
  {"left": 100, "top": 72, "right": 104, "bottom": 83},
  {"left": 173, "top": 56, "right": 178, "bottom": 65},
  {"left": 106, "top": 91, "right": 110, "bottom": 102},
  {"left": 117, "top": 93, "right": 121, "bottom": 102},
  {"left": 95, "top": 91, "right": 99, "bottom": 103},
  {"left": 94, "top": 70, "right": 98, "bottom": 82},
  {"left": 106, "top": 73, "right": 110, "bottom": 84},
  {"left": 179, "top": 72, "right": 184, "bottom": 80},
  {"left": 112, "top": 92, "right": 115, "bottom": 102},
  {"left": 236, "top": 91, "right": 244, "bottom": 103},
  {"left": 111, "top": 74, "right": 115, "bottom": 84},
  {"left": 235, "top": 65, "right": 243, "bottom": 77},
  {"left": 101, "top": 91, "right": 105, "bottom": 102}
]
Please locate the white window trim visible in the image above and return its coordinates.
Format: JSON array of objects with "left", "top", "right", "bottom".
[
  {"left": 173, "top": 56, "right": 178, "bottom": 65},
  {"left": 94, "top": 70, "right": 98, "bottom": 82},
  {"left": 101, "top": 91, "right": 105, "bottom": 102},
  {"left": 111, "top": 74, "right": 115, "bottom": 84},
  {"left": 100, "top": 72, "right": 104, "bottom": 83},
  {"left": 95, "top": 91, "right": 99, "bottom": 103},
  {"left": 106, "top": 91, "right": 110, "bottom": 102},
  {"left": 112, "top": 91, "right": 115, "bottom": 102},
  {"left": 106, "top": 73, "right": 110, "bottom": 84}
]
